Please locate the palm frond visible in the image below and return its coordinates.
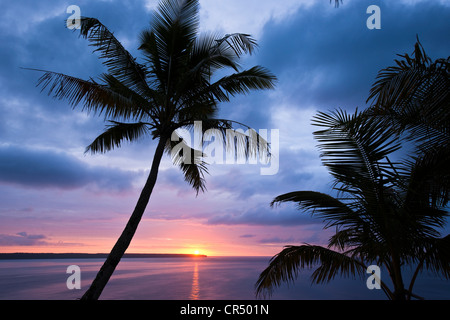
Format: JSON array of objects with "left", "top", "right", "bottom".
[
  {"left": 271, "top": 191, "right": 358, "bottom": 229},
  {"left": 420, "top": 235, "right": 450, "bottom": 279},
  {"left": 255, "top": 245, "right": 367, "bottom": 298},
  {"left": 166, "top": 131, "right": 208, "bottom": 194},
  {"left": 191, "top": 32, "right": 242, "bottom": 74},
  {"left": 85, "top": 121, "right": 150, "bottom": 154},
  {"left": 206, "top": 66, "right": 277, "bottom": 102},
  {"left": 197, "top": 119, "right": 271, "bottom": 163},
  {"left": 408, "top": 234, "right": 450, "bottom": 299},
  {"left": 366, "top": 39, "right": 450, "bottom": 208},
  {"left": 401, "top": 151, "right": 450, "bottom": 221},
  {"left": 367, "top": 38, "right": 450, "bottom": 149},
  {"left": 99, "top": 73, "right": 159, "bottom": 120},
  {"left": 79, "top": 17, "right": 151, "bottom": 97},
  {"left": 224, "top": 124, "right": 270, "bottom": 164},
  {"left": 179, "top": 159, "right": 208, "bottom": 194},
  {"left": 214, "top": 33, "right": 258, "bottom": 58},
  {"left": 31, "top": 69, "right": 145, "bottom": 120},
  {"left": 139, "top": 29, "right": 165, "bottom": 87},
  {"left": 142, "top": 0, "right": 199, "bottom": 93},
  {"left": 152, "top": 0, "right": 199, "bottom": 45},
  {"left": 312, "top": 109, "right": 401, "bottom": 198},
  {"left": 328, "top": 229, "right": 361, "bottom": 252},
  {"left": 175, "top": 33, "right": 272, "bottom": 110},
  {"left": 367, "top": 37, "right": 433, "bottom": 109}
]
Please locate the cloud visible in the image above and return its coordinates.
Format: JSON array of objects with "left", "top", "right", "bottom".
[
  {"left": 196, "top": 145, "right": 329, "bottom": 203},
  {"left": 16, "top": 232, "right": 46, "bottom": 240},
  {"left": 257, "top": 0, "right": 450, "bottom": 111},
  {"left": 259, "top": 231, "right": 331, "bottom": 246},
  {"left": 0, "top": 231, "right": 86, "bottom": 247},
  {"left": 143, "top": 0, "right": 315, "bottom": 38},
  {"left": 0, "top": 232, "right": 49, "bottom": 246},
  {"left": 207, "top": 204, "right": 322, "bottom": 227},
  {"left": 150, "top": 0, "right": 291, "bottom": 28},
  {"left": 0, "top": 0, "right": 67, "bottom": 37},
  {"left": 240, "top": 234, "right": 256, "bottom": 239},
  {"left": 0, "top": 144, "right": 139, "bottom": 191},
  {"left": 259, "top": 236, "right": 297, "bottom": 244}
]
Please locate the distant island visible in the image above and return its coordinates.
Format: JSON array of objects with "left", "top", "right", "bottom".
[{"left": 0, "top": 253, "right": 207, "bottom": 260}]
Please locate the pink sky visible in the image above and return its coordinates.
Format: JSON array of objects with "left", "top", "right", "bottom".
[{"left": 0, "top": 165, "right": 331, "bottom": 256}]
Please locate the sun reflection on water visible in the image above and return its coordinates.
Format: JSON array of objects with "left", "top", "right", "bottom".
[{"left": 189, "top": 262, "right": 200, "bottom": 300}]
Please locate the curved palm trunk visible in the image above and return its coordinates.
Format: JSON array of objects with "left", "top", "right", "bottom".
[{"left": 81, "top": 137, "right": 167, "bottom": 300}]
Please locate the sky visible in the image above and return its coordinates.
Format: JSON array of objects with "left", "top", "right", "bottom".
[{"left": 0, "top": 0, "right": 449, "bottom": 257}]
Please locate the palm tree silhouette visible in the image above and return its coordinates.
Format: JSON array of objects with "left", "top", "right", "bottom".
[
  {"left": 367, "top": 37, "right": 450, "bottom": 209},
  {"left": 256, "top": 108, "right": 450, "bottom": 300},
  {"left": 31, "top": 0, "right": 276, "bottom": 300}
]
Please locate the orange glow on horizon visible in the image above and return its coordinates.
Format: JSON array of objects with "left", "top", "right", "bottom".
[
  {"left": 0, "top": 239, "right": 279, "bottom": 257},
  {"left": 0, "top": 244, "right": 278, "bottom": 257},
  {"left": 0, "top": 219, "right": 317, "bottom": 257}
]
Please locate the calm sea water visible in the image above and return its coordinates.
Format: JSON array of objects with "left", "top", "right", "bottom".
[{"left": 0, "top": 257, "right": 448, "bottom": 300}]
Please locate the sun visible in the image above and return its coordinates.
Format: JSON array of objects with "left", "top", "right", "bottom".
[{"left": 194, "top": 250, "right": 200, "bottom": 255}]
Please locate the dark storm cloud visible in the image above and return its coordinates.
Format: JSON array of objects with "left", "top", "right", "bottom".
[
  {"left": 257, "top": 0, "right": 450, "bottom": 110},
  {"left": 0, "top": 145, "right": 138, "bottom": 191}
]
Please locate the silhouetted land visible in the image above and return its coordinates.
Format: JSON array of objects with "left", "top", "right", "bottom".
[{"left": 0, "top": 253, "right": 207, "bottom": 260}]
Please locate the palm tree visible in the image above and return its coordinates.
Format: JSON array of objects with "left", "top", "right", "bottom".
[
  {"left": 31, "top": 0, "right": 276, "bottom": 300},
  {"left": 367, "top": 37, "right": 450, "bottom": 208},
  {"left": 256, "top": 109, "right": 450, "bottom": 300}
]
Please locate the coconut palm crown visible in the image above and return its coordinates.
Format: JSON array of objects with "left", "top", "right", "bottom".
[{"left": 367, "top": 37, "right": 450, "bottom": 208}]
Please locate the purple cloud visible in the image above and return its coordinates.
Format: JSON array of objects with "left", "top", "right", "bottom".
[
  {"left": 0, "top": 145, "right": 139, "bottom": 191},
  {"left": 0, "top": 232, "right": 49, "bottom": 246}
]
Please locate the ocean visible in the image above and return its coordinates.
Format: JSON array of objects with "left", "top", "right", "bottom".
[{"left": 0, "top": 256, "right": 448, "bottom": 300}]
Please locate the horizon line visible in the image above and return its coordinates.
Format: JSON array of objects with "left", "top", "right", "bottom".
[
  {"left": 0, "top": 252, "right": 207, "bottom": 259},
  {"left": 0, "top": 252, "right": 273, "bottom": 259}
]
